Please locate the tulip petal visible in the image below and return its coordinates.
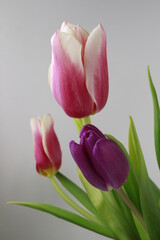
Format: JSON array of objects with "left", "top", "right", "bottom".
[
  {"left": 30, "top": 118, "right": 53, "bottom": 176},
  {"left": 93, "top": 139, "right": 129, "bottom": 189},
  {"left": 81, "top": 131, "right": 98, "bottom": 156},
  {"left": 80, "top": 124, "right": 105, "bottom": 139},
  {"left": 70, "top": 141, "right": 106, "bottom": 190},
  {"left": 60, "top": 21, "right": 88, "bottom": 48},
  {"left": 81, "top": 133, "right": 107, "bottom": 172},
  {"left": 51, "top": 31, "right": 94, "bottom": 118},
  {"left": 80, "top": 125, "right": 106, "bottom": 160},
  {"left": 60, "top": 21, "right": 77, "bottom": 38},
  {"left": 48, "top": 64, "right": 51, "bottom": 88},
  {"left": 76, "top": 25, "right": 88, "bottom": 45},
  {"left": 41, "top": 114, "right": 62, "bottom": 172},
  {"left": 84, "top": 24, "right": 109, "bottom": 112},
  {"left": 76, "top": 25, "right": 88, "bottom": 59}
]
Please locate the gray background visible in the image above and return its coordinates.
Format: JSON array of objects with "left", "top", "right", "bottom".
[{"left": 1, "top": 1, "right": 160, "bottom": 240}]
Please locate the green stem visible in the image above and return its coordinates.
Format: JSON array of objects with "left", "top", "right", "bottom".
[
  {"left": 73, "top": 119, "right": 83, "bottom": 134},
  {"left": 73, "top": 116, "right": 91, "bottom": 134},
  {"left": 117, "top": 187, "right": 147, "bottom": 231},
  {"left": 50, "top": 176, "right": 100, "bottom": 224},
  {"left": 82, "top": 116, "right": 91, "bottom": 125}
]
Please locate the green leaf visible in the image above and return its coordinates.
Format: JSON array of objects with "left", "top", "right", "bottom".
[
  {"left": 132, "top": 215, "right": 150, "bottom": 240},
  {"left": 103, "top": 190, "right": 141, "bottom": 240},
  {"left": 107, "top": 134, "right": 141, "bottom": 213},
  {"left": 78, "top": 169, "right": 141, "bottom": 240},
  {"left": 129, "top": 116, "right": 148, "bottom": 178},
  {"left": 129, "top": 116, "right": 160, "bottom": 239},
  {"left": 78, "top": 170, "right": 119, "bottom": 239},
  {"left": 128, "top": 127, "right": 139, "bottom": 176},
  {"left": 148, "top": 66, "right": 160, "bottom": 170},
  {"left": 8, "top": 202, "right": 113, "bottom": 238},
  {"left": 150, "top": 179, "right": 160, "bottom": 203},
  {"left": 55, "top": 172, "right": 98, "bottom": 215}
]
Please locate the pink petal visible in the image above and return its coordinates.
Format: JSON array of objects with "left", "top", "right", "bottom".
[
  {"left": 50, "top": 31, "right": 94, "bottom": 118},
  {"left": 84, "top": 24, "right": 109, "bottom": 112},
  {"left": 41, "top": 114, "right": 62, "bottom": 172}
]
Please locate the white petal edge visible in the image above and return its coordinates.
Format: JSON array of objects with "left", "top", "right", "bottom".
[
  {"left": 84, "top": 24, "right": 104, "bottom": 103},
  {"left": 41, "top": 113, "right": 54, "bottom": 159},
  {"left": 51, "top": 31, "right": 84, "bottom": 72},
  {"left": 48, "top": 64, "right": 51, "bottom": 88},
  {"left": 30, "top": 118, "right": 42, "bottom": 134},
  {"left": 77, "top": 24, "right": 88, "bottom": 39},
  {"left": 60, "top": 21, "right": 77, "bottom": 37}
]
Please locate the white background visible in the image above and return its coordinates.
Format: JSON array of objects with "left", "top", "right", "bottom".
[{"left": 1, "top": 1, "right": 160, "bottom": 239}]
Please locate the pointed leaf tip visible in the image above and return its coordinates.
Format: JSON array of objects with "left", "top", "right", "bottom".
[
  {"left": 129, "top": 115, "right": 133, "bottom": 122},
  {"left": 148, "top": 67, "right": 160, "bottom": 170}
]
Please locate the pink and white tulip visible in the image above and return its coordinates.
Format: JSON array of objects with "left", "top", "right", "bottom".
[
  {"left": 49, "top": 21, "right": 109, "bottom": 118},
  {"left": 30, "top": 114, "right": 62, "bottom": 177}
]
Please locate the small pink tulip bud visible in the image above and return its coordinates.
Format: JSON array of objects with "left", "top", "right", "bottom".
[{"left": 30, "top": 114, "right": 62, "bottom": 177}]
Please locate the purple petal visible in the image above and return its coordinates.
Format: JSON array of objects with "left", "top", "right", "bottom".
[
  {"left": 80, "top": 124, "right": 106, "bottom": 161},
  {"left": 69, "top": 141, "right": 106, "bottom": 190},
  {"left": 80, "top": 131, "right": 102, "bottom": 161},
  {"left": 93, "top": 139, "right": 129, "bottom": 189},
  {"left": 80, "top": 124, "right": 105, "bottom": 139}
]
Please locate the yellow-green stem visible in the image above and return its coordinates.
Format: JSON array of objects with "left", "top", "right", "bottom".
[
  {"left": 82, "top": 116, "right": 91, "bottom": 125},
  {"left": 73, "top": 119, "right": 83, "bottom": 134},
  {"left": 50, "top": 176, "right": 100, "bottom": 224},
  {"left": 74, "top": 116, "right": 91, "bottom": 134}
]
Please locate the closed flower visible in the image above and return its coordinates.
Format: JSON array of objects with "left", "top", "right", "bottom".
[
  {"left": 49, "top": 21, "right": 109, "bottom": 118},
  {"left": 30, "top": 114, "right": 62, "bottom": 177},
  {"left": 70, "top": 124, "right": 129, "bottom": 191}
]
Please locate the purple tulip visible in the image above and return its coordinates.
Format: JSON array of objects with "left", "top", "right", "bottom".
[{"left": 70, "top": 125, "right": 129, "bottom": 191}]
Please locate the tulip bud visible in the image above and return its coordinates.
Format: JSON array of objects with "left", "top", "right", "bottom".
[
  {"left": 30, "top": 114, "right": 62, "bottom": 177},
  {"left": 49, "top": 21, "right": 109, "bottom": 118},
  {"left": 70, "top": 124, "right": 129, "bottom": 191}
]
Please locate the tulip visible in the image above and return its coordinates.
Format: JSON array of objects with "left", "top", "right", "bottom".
[
  {"left": 49, "top": 21, "right": 109, "bottom": 118},
  {"left": 70, "top": 124, "right": 129, "bottom": 191},
  {"left": 30, "top": 114, "right": 62, "bottom": 177}
]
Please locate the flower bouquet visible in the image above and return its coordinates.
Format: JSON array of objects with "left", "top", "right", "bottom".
[{"left": 9, "top": 21, "right": 160, "bottom": 240}]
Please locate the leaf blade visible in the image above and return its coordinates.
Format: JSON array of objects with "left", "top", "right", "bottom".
[
  {"left": 78, "top": 169, "right": 141, "bottom": 240},
  {"left": 55, "top": 171, "right": 97, "bottom": 215},
  {"left": 129, "top": 116, "right": 160, "bottom": 239},
  {"left": 148, "top": 66, "right": 160, "bottom": 170},
  {"left": 8, "top": 202, "right": 114, "bottom": 238}
]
